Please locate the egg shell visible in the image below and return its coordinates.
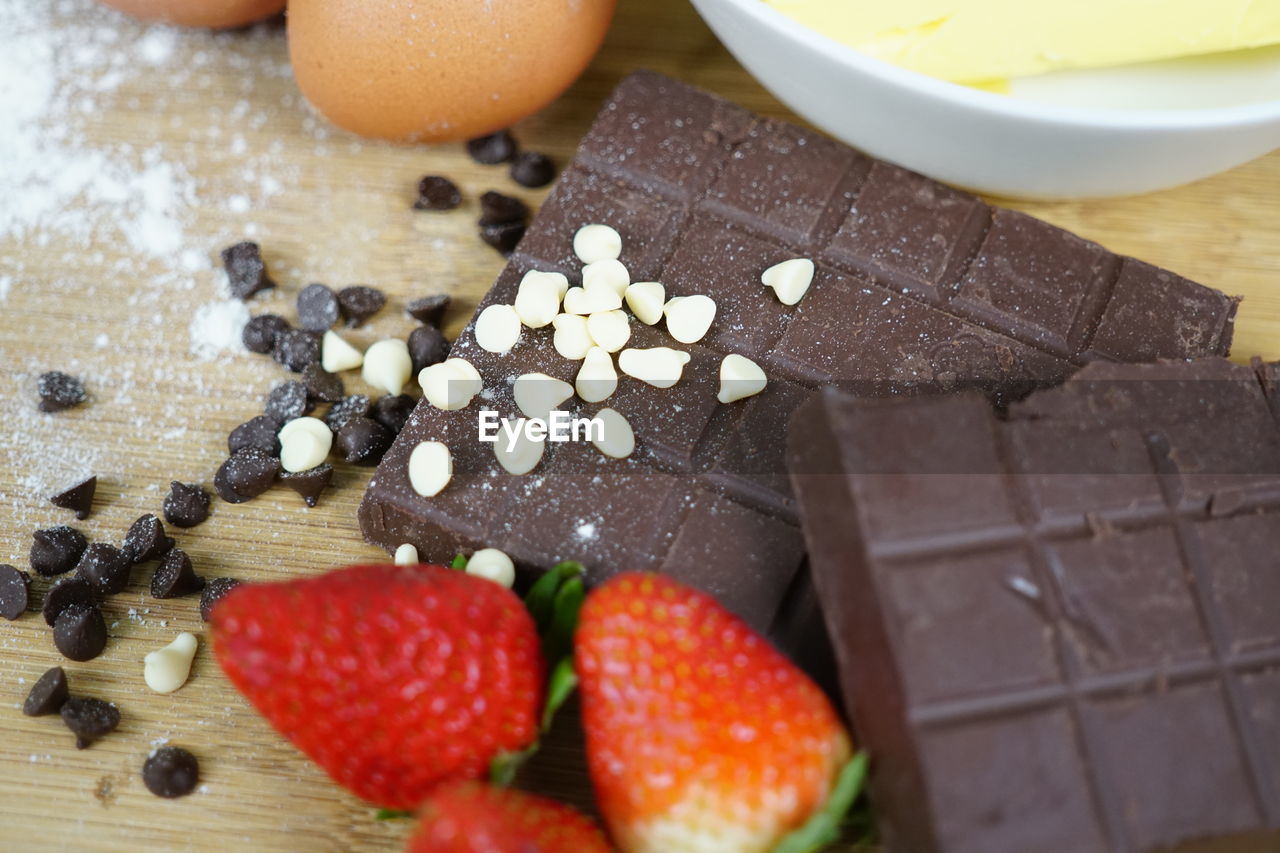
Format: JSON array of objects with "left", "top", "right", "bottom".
[
  {"left": 288, "top": 0, "right": 617, "bottom": 142},
  {"left": 96, "top": 0, "right": 285, "bottom": 28}
]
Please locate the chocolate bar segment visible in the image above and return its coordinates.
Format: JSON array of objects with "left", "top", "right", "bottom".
[
  {"left": 360, "top": 71, "right": 1237, "bottom": 646},
  {"left": 788, "top": 358, "right": 1280, "bottom": 852}
]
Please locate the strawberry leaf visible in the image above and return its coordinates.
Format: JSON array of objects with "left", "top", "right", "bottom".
[
  {"left": 374, "top": 808, "right": 412, "bottom": 821},
  {"left": 540, "top": 657, "right": 579, "bottom": 732},
  {"left": 770, "top": 752, "right": 869, "bottom": 853},
  {"left": 489, "top": 563, "right": 587, "bottom": 788},
  {"left": 450, "top": 554, "right": 468, "bottom": 570}
]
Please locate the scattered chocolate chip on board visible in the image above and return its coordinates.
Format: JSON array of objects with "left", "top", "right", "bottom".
[
  {"left": 30, "top": 526, "right": 87, "bottom": 577},
  {"left": 221, "top": 241, "right": 274, "bottom": 300},
  {"left": 0, "top": 566, "right": 31, "bottom": 621},
  {"left": 122, "top": 514, "right": 174, "bottom": 564},
  {"left": 23, "top": 667, "right": 70, "bottom": 717},
  {"left": 413, "top": 175, "right": 462, "bottom": 211},
  {"left": 142, "top": 747, "right": 200, "bottom": 798},
  {"left": 37, "top": 371, "right": 87, "bottom": 413},
  {"left": 163, "top": 481, "right": 210, "bottom": 529},
  {"left": 60, "top": 697, "right": 120, "bottom": 750},
  {"left": 359, "top": 72, "right": 1238, "bottom": 668},
  {"left": 49, "top": 475, "right": 96, "bottom": 520}
]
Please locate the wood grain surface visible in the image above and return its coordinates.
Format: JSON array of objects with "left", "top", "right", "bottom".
[{"left": 1, "top": 1, "right": 1277, "bottom": 851}]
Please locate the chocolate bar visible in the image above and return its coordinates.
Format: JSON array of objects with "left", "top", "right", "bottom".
[
  {"left": 787, "top": 358, "right": 1280, "bottom": 852},
  {"left": 359, "top": 71, "right": 1237, "bottom": 644}
]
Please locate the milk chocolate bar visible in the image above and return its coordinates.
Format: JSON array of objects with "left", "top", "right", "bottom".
[
  {"left": 359, "top": 71, "right": 1237, "bottom": 643},
  {"left": 788, "top": 358, "right": 1280, "bottom": 852}
]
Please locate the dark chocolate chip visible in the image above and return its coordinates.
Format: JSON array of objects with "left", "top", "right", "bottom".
[
  {"left": 479, "top": 221, "right": 526, "bottom": 256},
  {"left": 510, "top": 151, "right": 556, "bottom": 188},
  {"left": 324, "top": 394, "right": 371, "bottom": 431},
  {"left": 265, "top": 381, "right": 312, "bottom": 422},
  {"left": 43, "top": 576, "right": 96, "bottom": 626},
  {"left": 279, "top": 464, "right": 333, "bottom": 508},
  {"left": 413, "top": 175, "right": 462, "bottom": 211},
  {"left": 242, "top": 314, "right": 289, "bottom": 355},
  {"left": 302, "top": 363, "right": 344, "bottom": 403},
  {"left": 143, "top": 746, "right": 200, "bottom": 798},
  {"left": 50, "top": 475, "right": 96, "bottom": 520},
  {"left": 151, "top": 548, "right": 205, "bottom": 599},
  {"left": 336, "top": 417, "right": 393, "bottom": 466},
  {"left": 466, "top": 130, "right": 517, "bottom": 165},
  {"left": 123, "top": 514, "right": 174, "bottom": 564},
  {"left": 23, "top": 667, "right": 69, "bottom": 716},
  {"left": 31, "top": 525, "right": 87, "bottom": 577},
  {"left": 407, "top": 324, "right": 448, "bottom": 375},
  {"left": 76, "top": 543, "right": 132, "bottom": 595},
  {"left": 405, "top": 294, "right": 451, "bottom": 327},
  {"left": 214, "top": 448, "right": 280, "bottom": 504},
  {"left": 0, "top": 565, "right": 31, "bottom": 620},
  {"left": 200, "top": 577, "right": 243, "bottom": 622},
  {"left": 228, "top": 415, "right": 282, "bottom": 457},
  {"left": 54, "top": 604, "right": 107, "bottom": 662},
  {"left": 221, "top": 241, "right": 274, "bottom": 300},
  {"left": 61, "top": 696, "right": 120, "bottom": 749},
  {"left": 372, "top": 394, "right": 417, "bottom": 435},
  {"left": 297, "top": 283, "right": 341, "bottom": 332},
  {"left": 37, "top": 371, "right": 87, "bottom": 413},
  {"left": 337, "top": 286, "right": 386, "bottom": 326},
  {"left": 163, "top": 481, "right": 210, "bottom": 529},
  {"left": 272, "top": 329, "right": 323, "bottom": 373},
  {"left": 478, "top": 190, "right": 528, "bottom": 226}
]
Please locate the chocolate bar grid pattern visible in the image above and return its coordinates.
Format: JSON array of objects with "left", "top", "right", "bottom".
[
  {"left": 817, "top": 366, "right": 1280, "bottom": 851},
  {"left": 360, "top": 71, "right": 1234, "bottom": 633}
]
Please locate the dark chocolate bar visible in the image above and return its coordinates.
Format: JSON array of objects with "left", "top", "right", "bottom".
[
  {"left": 787, "top": 358, "right": 1280, "bottom": 852},
  {"left": 360, "top": 71, "right": 1237, "bottom": 644}
]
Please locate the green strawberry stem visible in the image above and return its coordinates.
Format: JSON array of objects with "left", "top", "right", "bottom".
[
  {"left": 374, "top": 808, "right": 413, "bottom": 821},
  {"left": 489, "top": 562, "right": 585, "bottom": 787},
  {"left": 770, "top": 752, "right": 869, "bottom": 853},
  {"left": 450, "top": 554, "right": 468, "bottom": 570}
]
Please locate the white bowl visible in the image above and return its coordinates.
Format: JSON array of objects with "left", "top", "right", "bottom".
[{"left": 689, "top": 0, "right": 1280, "bottom": 198}]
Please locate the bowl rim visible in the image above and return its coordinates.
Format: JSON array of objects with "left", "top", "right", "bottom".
[{"left": 708, "top": 0, "right": 1280, "bottom": 130}]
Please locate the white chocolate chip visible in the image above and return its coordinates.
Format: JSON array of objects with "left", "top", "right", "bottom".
[
  {"left": 562, "top": 285, "right": 622, "bottom": 315},
  {"left": 143, "top": 632, "right": 198, "bottom": 694},
  {"left": 513, "top": 373, "right": 574, "bottom": 421},
  {"left": 663, "top": 294, "right": 717, "bottom": 344},
  {"left": 625, "top": 281, "right": 666, "bottom": 325},
  {"left": 582, "top": 258, "right": 630, "bottom": 297},
  {"left": 761, "top": 258, "right": 815, "bottom": 306},
  {"left": 474, "top": 304, "right": 522, "bottom": 353},
  {"left": 718, "top": 354, "right": 768, "bottom": 404},
  {"left": 466, "top": 548, "right": 516, "bottom": 588},
  {"left": 618, "top": 347, "right": 691, "bottom": 389},
  {"left": 321, "top": 330, "right": 364, "bottom": 373},
  {"left": 361, "top": 338, "right": 413, "bottom": 395},
  {"left": 394, "top": 543, "right": 419, "bottom": 566},
  {"left": 591, "top": 407, "right": 635, "bottom": 459},
  {"left": 408, "top": 441, "right": 452, "bottom": 496},
  {"left": 419, "top": 358, "right": 483, "bottom": 411},
  {"left": 575, "top": 346, "right": 618, "bottom": 403},
  {"left": 552, "top": 313, "right": 595, "bottom": 360},
  {"left": 493, "top": 423, "right": 545, "bottom": 475},
  {"left": 586, "top": 310, "right": 631, "bottom": 353},
  {"left": 278, "top": 417, "right": 332, "bottom": 473},
  {"left": 514, "top": 271, "right": 566, "bottom": 329},
  {"left": 573, "top": 224, "right": 622, "bottom": 265}
]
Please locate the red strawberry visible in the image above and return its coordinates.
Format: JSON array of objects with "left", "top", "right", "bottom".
[
  {"left": 575, "top": 572, "right": 853, "bottom": 853},
  {"left": 211, "top": 563, "right": 544, "bottom": 810},
  {"left": 407, "top": 781, "right": 612, "bottom": 853}
]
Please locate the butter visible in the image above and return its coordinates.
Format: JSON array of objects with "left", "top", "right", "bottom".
[{"left": 764, "top": 0, "right": 1280, "bottom": 84}]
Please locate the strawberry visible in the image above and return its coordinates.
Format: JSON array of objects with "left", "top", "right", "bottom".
[
  {"left": 575, "top": 572, "right": 857, "bottom": 853},
  {"left": 210, "top": 563, "right": 544, "bottom": 810},
  {"left": 407, "top": 781, "right": 612, "bottom": 853}
]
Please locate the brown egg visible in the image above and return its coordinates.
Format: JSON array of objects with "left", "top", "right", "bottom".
[
  {"left": 96, "top": 0, "right": 285, "bottom": 28},
  {"left": 288, "top": 0, "right": 617, "bottom": 143}
]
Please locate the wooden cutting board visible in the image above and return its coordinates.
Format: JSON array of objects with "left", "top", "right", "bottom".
[{"left": 0, "top": 1, "right": 1276, "bottom": 850}]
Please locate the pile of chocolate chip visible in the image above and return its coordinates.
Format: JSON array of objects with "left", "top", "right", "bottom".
[
  {"left": 414, "top": 128, "right": 557, "bottom": 256},
  {"left": 227, "top": 253, "right": 453, "bottom": 509}
]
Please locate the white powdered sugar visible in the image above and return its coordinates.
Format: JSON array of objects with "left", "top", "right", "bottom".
[{"left": 190, "top": 299, "right": 251, "bottom": 361}]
